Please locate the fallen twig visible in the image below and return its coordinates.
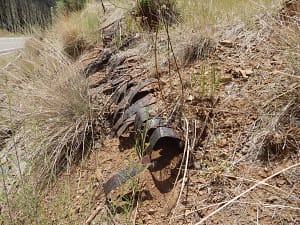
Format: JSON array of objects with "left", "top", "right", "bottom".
[
  {"left": 85, "top": 204, "right": 103, "bottom": 225},
  {"left": 194, "top": 162, "right": 300, "bottom": 225}
]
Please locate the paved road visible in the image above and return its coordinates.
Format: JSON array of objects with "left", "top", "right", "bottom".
[
  {"left": 0, "top": 38, "right": 28, "bottom": 194},
  {"left": 0, "top": 37, "right": 28, "bottom": 55}
]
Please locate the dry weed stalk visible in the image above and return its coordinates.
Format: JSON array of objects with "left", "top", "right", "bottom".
[
  {"left": 170, "top": 117, "right": 197, "bottom": 224},
  {"left": 154, "top": 26, "right": 166, "bottom": 102},
  {"left": 163, "top": 16, "right": 184, "bottom": 98}
]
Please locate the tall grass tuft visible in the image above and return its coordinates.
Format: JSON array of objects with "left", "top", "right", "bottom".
[{"left": 0, "top": 38, "right": 94, "bottom": 183}]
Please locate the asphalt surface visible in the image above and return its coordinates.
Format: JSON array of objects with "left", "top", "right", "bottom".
[
  {"left": 0, "top": 37, "right": 29, "bottom": 193},
  {"left": 0, "top": 37, "right": 27, "bottom": 55}
]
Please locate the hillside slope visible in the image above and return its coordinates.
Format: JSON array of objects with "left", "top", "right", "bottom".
[{"left": 0, "top": 1, "right": 299, "bottom": 225}]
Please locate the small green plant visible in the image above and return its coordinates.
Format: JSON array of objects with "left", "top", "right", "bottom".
[
  {"left": 192, "top": 66, "right": 220, "bottom": 97},
  {"left": 135, "top": 130, "right": 148, "bottom": 159},
  {"left": 106, "top": 108, "right": 151, "bottom": 223},
  {"left": 209, "top": 67, "right": 220, "bottom": 97},
  {"left": 134, "top": 107, "right": 151, "bottom": 158},
  {"left": 112, "top": 34, "right": 127, "bottom": 49},
  {"left": 0, "top": 169, "right": 50, "bottom": 225},
  {"left": 107, "top": 173, "right": 142, "bottom": 224}
]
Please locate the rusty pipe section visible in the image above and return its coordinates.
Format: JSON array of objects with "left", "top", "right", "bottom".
[
  {"left": 103, "top": 76, "right": 184, "bottom": 195},
  {"left": 83, "top": 44, "right": 184, "bottom": 195}
]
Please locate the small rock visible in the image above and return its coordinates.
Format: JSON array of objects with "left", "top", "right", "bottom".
[
  {"left": 220, "top": 74, "right": 232, "bottom": 83},
  {"left": 77, "top": 189, "right": 86, "bottom": 195},
  {"left": 185, "top": 209, "right": 192, "bottom": 217},
  {"left": 94, "top": 141, "right": 102, "bottom": 149},
  {"left": 223, "top": 119, "right": 234, "bottom": 128},
  {"left": 245, "top": 68, "right": 254, "bottom": 75},
  {"left": 266, "top": 196, "right": 280, "bottom": 203},
  {"left": 136, "top": 219, "right": 144, "bottom": 224},
  {"left": 232, "top": 68, "right": 253, "bottom": 79},
  {"left": 198, "top": 190, "right": 206, "bottom": 196},
  {"left": 276, "top": 179, "right": 286, "bottom": 187},
  {"left": 258, "top": 170, "right": 267, "bottom": 178},
  {"left": 187, "top": 95, "right": 194, "bottom": 101},
  {"left": 95, "top": 168, "right": 102, "bottom": 182},
  {"left": 182, "top": 200, "right": 189, "bottom": 205},
  {"left": 219, "top": 40, "right": 234, "bottom": 48},
  {"left": 148, "top": 208, "right": 156, "bottom": 215},
  {"left": 193, "top": 160, "right": 202, "bottom": 169},
  {"left": 218, "top": 139, "right": 228, "bottom": 148},
  {"left": 146, "top": 215, "right": 152, "bottom": 221},
  {"left": 240, "top": 69, "right": 248, "bottom": 78},
  {"left": 93, "top": 182, "right": 99, "bottom": 188},
  {"left": 74, "top": 207, "right": 81, "bottom": 214}
]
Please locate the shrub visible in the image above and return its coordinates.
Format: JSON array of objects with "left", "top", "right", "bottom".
[{"left": 133, "top": 0, "right": 179, "bottom": 30}]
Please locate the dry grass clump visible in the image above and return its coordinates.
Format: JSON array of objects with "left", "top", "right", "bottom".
[
  {"left": 176, "top": 34, "right": 216, "bottom": 66},
  {"left": 50, "top": 2, "right": 102, "bottom": 59},
  {"left": 0, "top": 38, "right": 94, "bottom": 181},
  {"left": 276, "top": 15, "right": 300, "bottom": 75},
  {"left": 258, "top": 128, "right": 299, "bottom": 161},
  {"left": 56, "top": 0, "right": 87, "bottom": 13},
  {"left": 58, "top": 18, "right": 89, "bottom": 59},
  {"left": 177, "top": 0, "right": 282, "bottom": 30},
  {"left": 249, "top": 80, "right": 300, "bottom": 163},
  {"left": 0, "top": 128, "right": 10, "bottom": 149},
  {"left": 255, "top": 89, "right": 300, "bottom": 161},
  {"left": 278, "top": 0, "right": 300, "bottom": 27}
]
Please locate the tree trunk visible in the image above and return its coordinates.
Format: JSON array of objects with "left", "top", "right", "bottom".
[{"left": 0, "top": 0, "right": 54, "bottom": 32}]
